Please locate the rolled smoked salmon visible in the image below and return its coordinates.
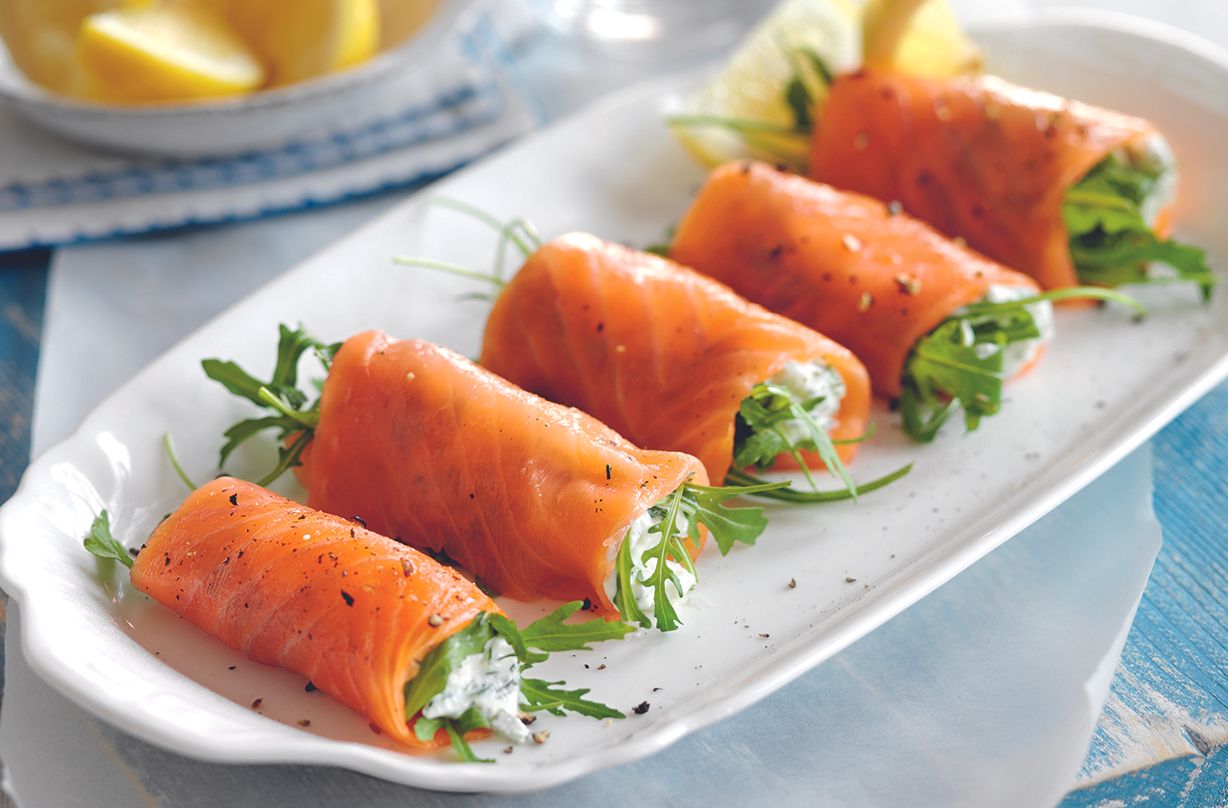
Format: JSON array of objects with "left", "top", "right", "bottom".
[
  {"left": 131, "top": 476, "right": 499, "bottom": 749},
  {"left": 101, "top": 476, "right": 628, "bottom": 756},
  {"left": 808, "top": 70, "right": 1170, "bottom": 290},
  {"left": 293, "top": 332, "right": 709, "bottom": 618},
  {"left": 671, "top": 160, "right": 1041, "bottom": 398},
  {"left": 479, "top": 233, "right": 871, "bottom": 484}
]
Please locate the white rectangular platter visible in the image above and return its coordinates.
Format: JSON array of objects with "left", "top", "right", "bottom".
[{"left": 1, "top": 8, "right": 1226, "bottom": 794}]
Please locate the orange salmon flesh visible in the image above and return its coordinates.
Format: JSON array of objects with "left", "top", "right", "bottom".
[
  {"left": 132, "top": 477, "right": 498, "bottom": 749},
  {"left": 481, "top": 233, "right": 871, "bottom": 481},
  {"left": 809, "top": 70, "right": 1167, "bottom": 290}
]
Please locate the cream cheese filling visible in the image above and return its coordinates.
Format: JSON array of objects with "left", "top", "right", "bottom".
[
  {"left": 421, "top": 636, "right": 531, "bottom": 745},
  {"left": 603, "top": 506, "right": 696, "bottom": 623}
]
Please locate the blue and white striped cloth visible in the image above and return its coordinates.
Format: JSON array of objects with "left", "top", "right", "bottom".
[{"left": 0, "top": 8, "right": 542, "bottom": 253}]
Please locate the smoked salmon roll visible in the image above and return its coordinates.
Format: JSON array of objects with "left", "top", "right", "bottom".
[
  {"left": 479, "top": 233, "right": 874, "bottom": 493},
  {"left": 808, "top": 70, "right": 1212, "bottom": 294},
  {"left": 83, "top": 478, "right": 628, "bottom": 760},
  {"left": 205, "top": 329, "right": 775, "bottom": 631},
  {"left": 670, "top": 161, "right": 1139, "bottom": 441}
]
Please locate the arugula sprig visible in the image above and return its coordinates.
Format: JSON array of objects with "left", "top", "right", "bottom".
[
  {"left": 681, "top": 481, "right": 791, "bottom": 554},
  {"left": 201, "top": 324, "right": 339, "bottom": 486},
  {"left": 612, "top": 478, "right": 790, "bottom": 631},
  {"left": 394, "top": 197, "right": 543, "bottom": 302},
  {"left": 1065, "top": 155, "right": 1215, "bottom": 299},
  {"left": 405, "top": 605, "right": 632, "bottom": 762},
  {"left": 636, "top": 486, "right": 693, "bottom": 633},
  {"left": 613, "top": 536, "right": 649, "bottom": 629},
  {"left": 82, "top": 510, "right": 134, "bottom": 569},
  {"left": 781, "top": 39, "right": 834, "bottom": 133},
  {"left": 900, "top": 287, "right": 1145, "bottom": 442},
  {"left": 733, "top": 381, "right": 858, "bottom": 499},
  {"left": 725, "top": 463, "right": 913, "bottom": 503}
]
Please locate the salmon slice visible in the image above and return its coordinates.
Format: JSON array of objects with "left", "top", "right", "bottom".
[
  {"left": 809, "top": 70, "right": 1163, "bottom": 290},
  {"left": 295, "top": 332, "right": 708, "bottom": 617},
  {"left": 480, "top": 233, "right": 871, "bottom": 483},
  {"left": 132, "top": 477, "right": 496, "bottom": 749},
  {"left": 670, "top": 160, "right": 1040, "bottom": 398}
]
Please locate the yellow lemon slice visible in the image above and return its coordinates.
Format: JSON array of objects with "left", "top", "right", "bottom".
[
  {"left": 668, "top": 0, "right": 861, "bottom": 168},
  {"left": 76, "top": 4, "right": 265, "bottom": 103},
  {"left": 223, "top": 0, "right": 381, "bottom": 88},
  {"left": 862, "top": 0, "right": 982, "bottom": 77},
  {"left": 0, "top": 0, "right": 125, "bottom": 94}
]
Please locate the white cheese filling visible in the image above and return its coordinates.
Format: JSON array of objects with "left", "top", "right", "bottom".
[
  {"left": 603, "top": 506, "right": 696, "bottom": 622},
  {"left": 421, "top": 636, "right": 531, "bottom": 745},
  {"left": 964, "top": 284, "right": 1055, "bottom": 378},
  {"left": 765, "top": 359, "right": 846, "bottom": 445},
  {"left": 1121, "top": 133, "right": 1178, "bottom": 229}
]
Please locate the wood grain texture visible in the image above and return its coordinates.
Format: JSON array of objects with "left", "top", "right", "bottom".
[
  {"left": 1065, "top": 381, "right": 1228, "bottom": 804},
  {"left": 0, "top": 250, "right": 47, "bottom": 505},
  {"left": 0, "top": 248, "right": 47, "bottom": 750},
  {"left": 1066, "top": 744, "right": 1228, "bottom": 806}
]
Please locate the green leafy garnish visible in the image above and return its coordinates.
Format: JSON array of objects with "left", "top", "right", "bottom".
[
  {"left": 162, "top": 433, "right": 198, "bottom": 491},
  {"left": 611, "top": 478, "right": 789, "bottom": 630},
  {"left": 781, "top": 42, "right": 833, "bottom": 133},
  {"left": 680, "top": 481, "right": 789, "bottom": 555},
  {"left": 613, "top": 536, "right": 650, "bottom": 629},
  {"left": 637, "top": 486, "right": 693, "bottom": 633},
  {"left": 725, "top": 463, "right": 914, "bottom": 503},
  {"left": 520, "top": 678, "right": 624, "bottom": 720},
  {"left": 519, "top": 600, "right": 634, "bottom": 653},
  {"left": 202, "top": 324, "right": 338, "bottom": 486},
  {"left": 413, "top": 710, "right": 493, "bottom": 763},
  {"left": 82, "top": 510, "right": 134, "bottom": 569},
  {"left": 733, "top": 381, "right": 858, "bottom": 499},
  {"left": 428, "top": 197, "right": 542, "bottom": 282},
  {"left": 394, "top": 197, "right": 545, "bottom": 302},
  {"left": 900, "top": 286, "right": 1144, "bottom": 441},
  {"left": 444, "top": 719, "right": 490, "bottom": 763},
  {"left": 900, "top": 316, "right": 1014, "bottom": 442},
  {"left": 404, "top": 605, "right": 631, "bottom": 762},
  {"left": 1065, "top": 155, "right": 1214, "bottom": 298},
  {"left": 403, "top": 616, "right": 496, "bottom": 721}
]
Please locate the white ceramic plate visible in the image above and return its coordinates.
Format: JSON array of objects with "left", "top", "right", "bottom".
[
  {"left": 0, "top": 0, "right": 474, "bottom": 157},
  {"left": 1, "top": 9, "right": 1226, "bottom": 794}
]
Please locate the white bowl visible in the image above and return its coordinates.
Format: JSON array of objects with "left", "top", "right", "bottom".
[{"left": 0, "top": 0, "right": 477, "bottom": 158}]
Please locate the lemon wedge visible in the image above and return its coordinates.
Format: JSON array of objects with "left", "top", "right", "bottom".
[
  {"left": 863, "top": 0, "right": 982, "bottom": 77},
  {"left": 668, "top": 0, "right": 861, "bottom": 168},
  {"left": 0, "top": 0, "right": 125, "bottom": 94},
  {"left": 223, "top": 0, "right": 381, "bottom": 88},
  {"left": 75, "top": 4, "right": 265, "bottom": 103}
]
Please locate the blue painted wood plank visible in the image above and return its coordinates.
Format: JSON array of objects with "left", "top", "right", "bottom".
[
  {"left": 1068, "top": 379, "right": 1228, "bottom": 799},
  {"left": 0, "top": 249, "right": 49, "bottom": 505},
  {"left": 0, "top": 247, "right": 49, "bottom": 703},
  {"left": 1065, "top": 742, "right": 1228, "bottom": 806}
]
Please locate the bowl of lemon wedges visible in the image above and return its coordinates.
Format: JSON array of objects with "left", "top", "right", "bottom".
[{"left": 0, "top": 0, "right": 473, "bottom": 157}]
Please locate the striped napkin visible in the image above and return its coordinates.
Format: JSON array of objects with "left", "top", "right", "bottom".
[{"left": 0, "top": 7, "right": 542, "bottom": 253}]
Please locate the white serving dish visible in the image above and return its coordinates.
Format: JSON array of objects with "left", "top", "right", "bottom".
[
  {"left": 0, "top": 0, "right": 475, "bottom": 157},
  {"left": 0, "top": 8, "right": 1226, "bottom": 794}
]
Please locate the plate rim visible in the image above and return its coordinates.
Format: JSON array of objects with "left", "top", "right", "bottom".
[{"left": 2, "top": 6, "right": 1227, "bottom": 793}]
